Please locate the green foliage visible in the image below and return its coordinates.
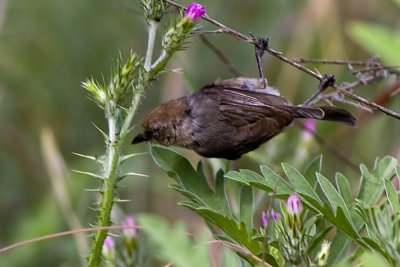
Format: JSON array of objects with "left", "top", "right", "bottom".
[
  {"left": 150, "top": 145, "right": 400, "bottom": 266},
  {"left": 138, "top": 214, "right": 212, "bottom": 267},
  {"left": 150, "top": 145, "right": 261, "bottom": 261},
  {"left": 358, "top": 252, "right": 391, "bottom": 267},
  {"left": 347, "top": 21, "right": 400, "bottom": 65}
]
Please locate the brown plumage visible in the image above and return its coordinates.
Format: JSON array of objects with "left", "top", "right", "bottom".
[{"left": 132, "top": 77, "right": 356, "bottom": 160}]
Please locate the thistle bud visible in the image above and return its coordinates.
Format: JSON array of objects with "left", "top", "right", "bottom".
[
  {"left": 102, "top": 236, "right": 115, "bottom": 261},
  {"left": 286, "top": 194, "right": 302, "bottom": 216},
  {"left": 122, "top": 215, "right": 138, "bottom": 244},
  {"left": 141, "top": 0, "right": 168, "bottom": 22}
]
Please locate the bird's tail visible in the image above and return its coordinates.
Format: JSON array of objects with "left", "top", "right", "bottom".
[{"left": 291, "top": 106, "right": 356, "bottom": 126}]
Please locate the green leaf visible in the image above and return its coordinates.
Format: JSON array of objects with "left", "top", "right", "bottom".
[
  {"left": 225, "top": 167, "right": 292, "bottom": 196},
  {"left": 347, "top": 21, "right": 400, "bottom": 65},
  {"left": 384, "top": 179, "right": 400, "bottom": 213},
  {"left": 215, "top": 169, "right": 231, "bottom": 216},
  {"left": 303, "top": 155, "right": 323, "bottom": 188},
  {"left": 316, "top": 173, "right": 353, "bottom": 224},
  {"left": 394, "top": 0, "right": 400, "bottom": 7},
  {"left": 335, "top": 173, "right": 352, "bottom": 205},
  {"left": 358, "top": 252, "right": 391, "bottom": 267},
  {"left": 259, "top": 165, "right": 293, "bottom": 195},
  {"left": 334, "top": 206, "right": 360, "bottom": 240},
  {"left": 150, "top": 146, "right": 260, "bottom": 259},
  {"left": 239, "top": 185, "right": 254, "bottom": 235},
  {"left": 181, "top": 206, "right": 261, "bottom": 255},
  {"left": 138, "top": 214, "right": 212, "bottom": 267},
  {"left": 283, "top": 163, "right": 322, "bottom": 206},
  {"left": 150, "top": 145, "right": 229, "bottom": 215},
  {"left": 358, "top": 157, "right": 397, "bottom": 205},
  {"left": 329, "top": 230, "right": 352, "bottom": 265},
  {"left": 361, "top": 237, "right": 388, "bottom": 256}
]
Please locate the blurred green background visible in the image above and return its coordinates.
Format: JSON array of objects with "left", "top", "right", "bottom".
[{"left": 0, "top": 0, "right": 399, "bottom": 266}]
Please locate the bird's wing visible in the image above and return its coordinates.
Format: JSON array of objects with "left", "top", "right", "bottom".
[{"left": 201, "top": 86, "right": 294, "bottom": 127}]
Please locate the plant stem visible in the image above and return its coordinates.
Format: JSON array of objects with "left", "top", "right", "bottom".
[
  {"left": 144, "top": 20, "right": 158, "bottom": 71},
  {"left": 87, "top": 19, "right": 161, "bottom": 266},
  {"left": 87, "top": 105, "right": 120, "bottom": 266}
]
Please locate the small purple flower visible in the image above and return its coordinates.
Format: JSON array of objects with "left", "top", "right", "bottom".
[
  {"left": 271, "top": 209, "right": 279, "bottom": 222},
  {"left": 262, "top": 209, "right": 279, "bottom": 227},
  {"left": 122, "top": 215, "right": 138, "bottom": 241},
  {"left": 102, "top": 236, "right": 115, "bottom": 259},
  {"left": 286, "top": 194, "right": 302, "bottom": 215},
  {"left": 262, "top": 211, "right": 268, "bottom": 227},
  {"left": 185, "top": 2, "right": 206, "bottom": 21}
]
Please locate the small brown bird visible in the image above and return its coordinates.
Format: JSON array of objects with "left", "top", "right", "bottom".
[{"left": 132, "top": 77, "right": 356, "bottom": 160}]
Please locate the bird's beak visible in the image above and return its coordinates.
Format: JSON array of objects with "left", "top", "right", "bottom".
[{"left": 132, "top": 133, "right": 148, "bottom": 144}]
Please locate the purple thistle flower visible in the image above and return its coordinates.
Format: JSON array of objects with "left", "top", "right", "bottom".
[
  {"left": 286, "top": 194, "right": 302, "bottom": 215},
  {"left": 185, "top": 2, "right": 206, "bottom": 21},
  {"left": 122, "top": 215, "right": 138, "bottom": 241},
  {"left": 102, "top": 236, "right": 115, "bottom": 259}
]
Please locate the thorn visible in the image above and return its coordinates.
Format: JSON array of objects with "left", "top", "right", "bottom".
[
  {"left": 72, "top": 169, "right": 104, "bottom": 179},
  {"left": 120, "top": 152, "right": 148, "bottom": 162},
  {"left": 72, "top": 152, "right": 96, "bottom": 161},
  {"left": 91, "top": 122, "right": 108, "bottom": 140},
  {"left": 114, "top": 198, "right": 131, "bottom": 203},
  {"left": 85, "top": 188, "right": 103, "bottom": 193},
  {"left": 122, "top": 172, "right": 149, "bottom": 178}
]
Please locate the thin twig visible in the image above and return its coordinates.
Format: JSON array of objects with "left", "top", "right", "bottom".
[
  {"left": 294, "top": 58, "right": 382, "bottom": 66},
  {"left": 204, "top": 240, "right": 273, "bottom": 267},
  {"left": 0, "top": 225, "right": 139, "bottom": 254}
]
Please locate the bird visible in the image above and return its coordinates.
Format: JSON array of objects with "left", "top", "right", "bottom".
[{"left": 132, "top": 77, "right": 356, "bottom": 160}]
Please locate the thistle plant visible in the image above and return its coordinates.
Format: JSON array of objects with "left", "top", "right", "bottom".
[
  {"left": 356, "top": 199, "right": 400, "bottom": 265},
  {"left": 79, "top": 1, "right": 205, "bottom": 266},
  {"left": 275, "top": 194, "right": 308, "bottom": 265},
  {"left": 274, "top": 194, "right": 332, "bottom": 266},
  {"left": 100, "top": 215, "right": 144, "bottom": 267}
]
